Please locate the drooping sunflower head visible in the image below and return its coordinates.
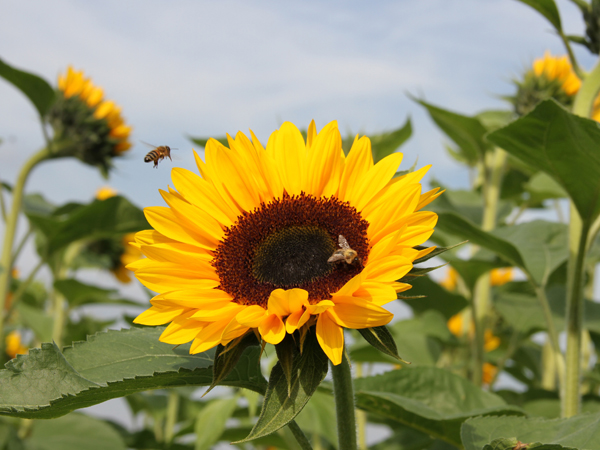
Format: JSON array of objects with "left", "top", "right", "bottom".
[
  {"left": 509, "top": 51, "right": 581, "bottom": 116},
  {"left": 130, "top": 120, "right": 441, "bottom": 364},
  {"left": 48, "top": 66, "right": 132, "bottom": 176}
]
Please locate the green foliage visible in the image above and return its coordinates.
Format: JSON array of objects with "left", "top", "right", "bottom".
[
  {"left": 194, "top": 397, "right": 239, "bottom": 450},
  {"left": 354, "top": 368, "right": 525, "bottom": 447},
  {"left": 0, "top": 327, "right": 266, "bottom": 419},
  {"left": 461, "top": 413, "right": 600, "bottom": 450},
  {"left": 516, "top": 0, "right": 562, "bottom": 31},
  {"left": 488, "top": 99, "right": 600, "bottom": 226},
  {"left": 0, "top": 58, "right": 55, "bottom": 118}
]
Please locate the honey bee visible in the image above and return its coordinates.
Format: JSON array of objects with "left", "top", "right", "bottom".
[
  {"left": 142, "top": 142, "right": 173, "bottom": 168},
  {"left": 327, "top": 235, "right": 361, "bottom": 266}
]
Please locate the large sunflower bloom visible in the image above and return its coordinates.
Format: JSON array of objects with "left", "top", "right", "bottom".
[{"left": 131, "top": 121, "right": 440, "bottom": 365}]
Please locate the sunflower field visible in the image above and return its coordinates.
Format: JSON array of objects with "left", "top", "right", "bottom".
[{"left": 2, "top": 1, "right": 600, "bottom": 450}]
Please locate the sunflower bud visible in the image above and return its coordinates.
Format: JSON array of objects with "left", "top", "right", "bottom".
[
  {"left": 47, "top": 67, "right": 132, "bottom": 176},
  {"left": 582, "top": 0, "right": 600, "bottom": 54},
  {"left": 508, "top": 52, "right": 580, "bottom": 116}
]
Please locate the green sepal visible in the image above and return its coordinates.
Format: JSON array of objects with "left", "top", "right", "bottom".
[
  {"left": 275, "top": 333, "right": 298, "bottom": 397},
  {"left": 412, "top": 241, "right": 467, "bottom": 265},
  {"left": 236, "top": 329, "right": 328, "bottom": 443},
  {"left": 207, "top": 332, "right": 260, "bottom": 395},
  {"left": 358, "top": 326, "right": 407, "bottom": 363}
]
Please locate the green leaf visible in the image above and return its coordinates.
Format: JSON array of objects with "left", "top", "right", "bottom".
[
  {"left": 413, "top": 241, "right": 467, "bottom": 266},
  {"left": 414, "top": 98, "right": 490, "bottom": 165},
  {"left": 0, "top": 58, "right": 55, "bottom": 118},
  {"left": 237, "top": 330, "right": 329, "bottom": 443},
  {"left": 194, "top": 397, "right": 239, "bottom": 450},
  {"left": 22, "top": 193, "right": 56, "bottom": 217},
  {"left": 402, "top": 275, "right": 469, "bottom": 319},
  {"left": 26, "top": 413, "right": 127, "bottom": 450},
  {"left": 488, "top": 100, "right": 600, "bottom": 226},
  {"left": 429, "top": 189, "right": 511, "bottom": 227},
  {"left": 25, "top": 196, "right": 149, "bottom": 259},
  {"left": 525, "top": 172, "right": 567, "bottom": 203},
  {"left": 447, "top": 257, "right": 507, "bottom": 292},
  {"left": 476, "top": 110, "right": 515, "bottom": 131},
  {"left": 0, "top": 327, "right": 266, "bottom": 419},
  {"left": 461, "top": 413, "right": 600, "bottom": 450},
  {"left": 53, "top": 279, "right": 140, "bottom": 308},
  {"left": 493, "top": 220, "right": 568, "bottom": 285},
  {"left": 357, "top": 326, "right": 404, "bottom": 362},
  {"left": 208, "top": 332, "right": 260, "bottom": 394},
  {"left": 369, "top": 117, "right": 412, "bottom": 163},
  {"left": 356, "top": 368, "right": 524, "bottom": 447},
  {"left": 294, "top": 391, "right": 338, "bottom": 448},
  {"left": 435, "top": 212, "right": 525, "bottom": 268},
  {"left": 483, "top": 438, "right": 575, "bottom": 450},
  {"left": 515, "top": 0, "right": 562, "bottom": 31},
  {"left": 494, "top": 293, "right": 550, "bottom": 334},
  {"left": 275, "top": 334, "right": 297, "bottom": 396}
]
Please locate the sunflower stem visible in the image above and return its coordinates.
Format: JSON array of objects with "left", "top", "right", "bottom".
[
  {"left": 561, "top": 57, "right": 600, "bottom": 417},
  {"left": 0, "top": 147, "right": 51, "bottom": 353},
  {"left": 471, "top": 147, "right": 507, "bottom": 386},
  {"left": 164, "top": 389, "right": 179, "bottom": 445},
  {"left": 331, "top": 351, "right": 358, "bottom": 450},
  {"left": 355, "top": 363, "right": 368, "bottom": 450}
]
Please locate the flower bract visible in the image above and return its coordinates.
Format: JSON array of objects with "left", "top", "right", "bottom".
[{"left": 131, "top": 120, "right": 440, "bottom": 364}]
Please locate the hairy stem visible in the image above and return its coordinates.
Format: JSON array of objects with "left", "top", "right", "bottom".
[
  {"left": 331, "top": 352, "right": 357, "bottom": 450},
  {"left": 286, "top": 420, "right": 313, "bottom": 450},
  {"left": 0, "top": 147, "right": 50, "bottom": 351}
]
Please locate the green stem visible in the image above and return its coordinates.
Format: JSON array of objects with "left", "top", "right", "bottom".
[
  {"left": 331, "top": 352, "right": 357, "bottom": 450},
  {"left": 11, "top": 228, "right": 33, "bottom": 267},
  {"left": 471, "top": 147, "right": 507, "bottom": 386},
  {"left": 563, "top": 204, "right": 590, "bottom": 417},
  {"left": 534, "top": 284, "right": 566, "bottom": 389},
  {"left": 51, "top": 265, "right": 68, "bottom": 348},
  {"left": 573, "top": 57, "right": 600, "bottom": 118},
  {"left": 287, "top": 420, "right": 313, "bottom": 450},
  {"left": 0, "top": 147, "right": 51, "bottom": 350},
  {"left": 355, "top": 364, "right": 368, "bottom": 450},
  {"left": 559, "top": 30, "right": 584, "bottom": 79},
  {"left": 0, "top": 184, "right": 6, "bottom": 222},
  {"left": 541, "top": 339, "right": 557, "bottom": 391},
  {"left": 6, "top": 260, "right": 44, "bottom": 320},
  {"left": 164, "top": 390, "right": 179, "bottom": 445}
]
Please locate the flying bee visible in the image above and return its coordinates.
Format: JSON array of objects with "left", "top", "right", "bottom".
[
  {"left": 327, "top": 235, "right": 361, "bottom": 266},
  {"left": 142, "top": 141, "right": 174, "bottom": 168}
]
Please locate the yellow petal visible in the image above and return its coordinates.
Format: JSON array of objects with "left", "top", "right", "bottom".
[
  {"left": 190, "top": 318, "right": 231, "bottom": 353},
  {"left": 159, "top": 311, "right": 203, "bottom": 345},
  {"left": 316, "top": 311, "right": 344, "bottom": 365},
  {"left": 134, "top": 305, "right": 187, "bottom": 325},
  {"left": 152, "top": 289, "right": 233, "bottom": 308},
  {"left": 267, "top": 288, "right": 308, "bottom": 316},
  {"left": 145, "top": 207, "right": 215, "bottom": 250},
  {"left": 236, "top": 305, "right": 268, "bottom": 327},
  {"left": 338, "top": 136, "right": 373, "bottom": 201},
  {"left": 259, "top": 314, "right": 286, "bottom": 345},
  {"left": 350, "top": 152, "right": 404, "bottom": 211},
  {"left": 190, "top": 302, "right": 244, "bottom": 321},
  {"left": 270, "top": 122, "right": 307, "bottom": 195},
  {"left": 328, "top": 296, "right": 393, "bottom": 329}
]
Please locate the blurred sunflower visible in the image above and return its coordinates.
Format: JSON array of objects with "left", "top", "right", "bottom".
[
  {"left": 5, "top": 331, "right": 28, "bottom": 359},
  {"left": 131, "top": 121, "right": 441, "bottom": 364},
  {"left": 48, "top": 66, "right": 132, "bottom": 175}
]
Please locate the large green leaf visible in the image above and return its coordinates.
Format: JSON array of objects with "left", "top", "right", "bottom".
[
  {"left": 516, "top": 0, "right": 562, "bottom": 31},
  {"left": 26, "top": 413, "right": 127, "bottom": 450},
  {"left": 461, "top": 413, "right": 600, "bottom": 450},
  {"left": 488, "top": 100, "right": 600, "bottom": 225},
  {"left": 0, "top": 58, "right": 55, "bottom": 118},
  {"left": 354, "top": 367, "right": 524, "bottom": 447},
  {"left": 429, "top": 188, "right": 511, "bottom": 226},
  {"left": 0, "top": 327, "right": 266, "bottom": 419},
  {"left": 15, "top": 302, "right": 54, "bottom": 342},
  {"left": 493, "top": 220, "right": 568, "bottom": 285},
  {"left": 238, "top": 330, "right": 329, "bottom": 442},
  {"left": 415, "top": 99, "right": 490, "bottom": 165}
]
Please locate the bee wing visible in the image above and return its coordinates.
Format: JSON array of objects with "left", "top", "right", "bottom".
[
  {"left": 338, "top": 235, "right": 350, "bottom": 249},
  {"left": 140, "top": 140, "right": 158, "bottom": 149},
  {"left": 328, "top": 251, "right": 346, "bottom": 263}
]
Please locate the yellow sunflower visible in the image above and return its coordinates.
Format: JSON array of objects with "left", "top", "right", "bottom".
[
  {"left": 49, "top": 66, "right": 132, "bottom": 174},
  {"left": 532, "top": 51, "right": 581, "bottom": 96},
  {"left": 131, "top": 121, "right": 440, "bottom": 365}
]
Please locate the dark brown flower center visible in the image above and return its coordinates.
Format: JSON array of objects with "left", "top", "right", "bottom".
[{"left": 212, "top": 193, "right": 369, "bottom": 306}]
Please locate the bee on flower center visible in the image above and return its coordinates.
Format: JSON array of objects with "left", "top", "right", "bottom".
[
  {"left": 143, "top": 142, "right": 174, "bottom": 168},
  {"left": 327, "top": 235, "right": 361, "bottom": 267}
]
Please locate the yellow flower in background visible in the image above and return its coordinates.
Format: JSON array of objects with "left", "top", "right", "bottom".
[
  {"left": 482, "top": 362, "right": 497, "bottom": 385},
  {"left": 96, "top": 186, "right": 118, "bottom": 201},
  {"left": 532, "top": 51, "right": 581, "bottom": 95},
  {"left": 112, "top": 233, "right": 143, "bottom": 283},
  {"left": 131, "top": 120, "right": 441, "bottom": 365},
  {"left": 447, "top": 311, "right": 500, "bottom": 351},
  {"left": 440, "top": 266, "right": 458, "bottom": 291},
  {"left": 490, "top": 268, "right": 513, "bottom": 286},
  {"left": 5, "top": 331, "right": 28, "bottom": 359},
  {"left": 49, "top": 66, "right": 132, "bottom": 175}
]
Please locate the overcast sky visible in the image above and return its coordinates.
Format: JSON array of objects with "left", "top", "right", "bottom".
[{"left": 0, "top": 0, "right": 595, "bottom": 434}]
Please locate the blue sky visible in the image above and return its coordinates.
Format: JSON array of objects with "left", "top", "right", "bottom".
[{"left": 0, "top": 0, "right": 595, "bottom": 432}]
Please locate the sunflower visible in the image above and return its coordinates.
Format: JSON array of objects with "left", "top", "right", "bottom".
[
  {"left": 48, "top": 66, "right": 132, "bottom": 175},
  {"left": 5, "top": 331, "right": 28, "bottom": 359},
  {"left": 131, "top": 121, "right": 440, "bottom": 365}
]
